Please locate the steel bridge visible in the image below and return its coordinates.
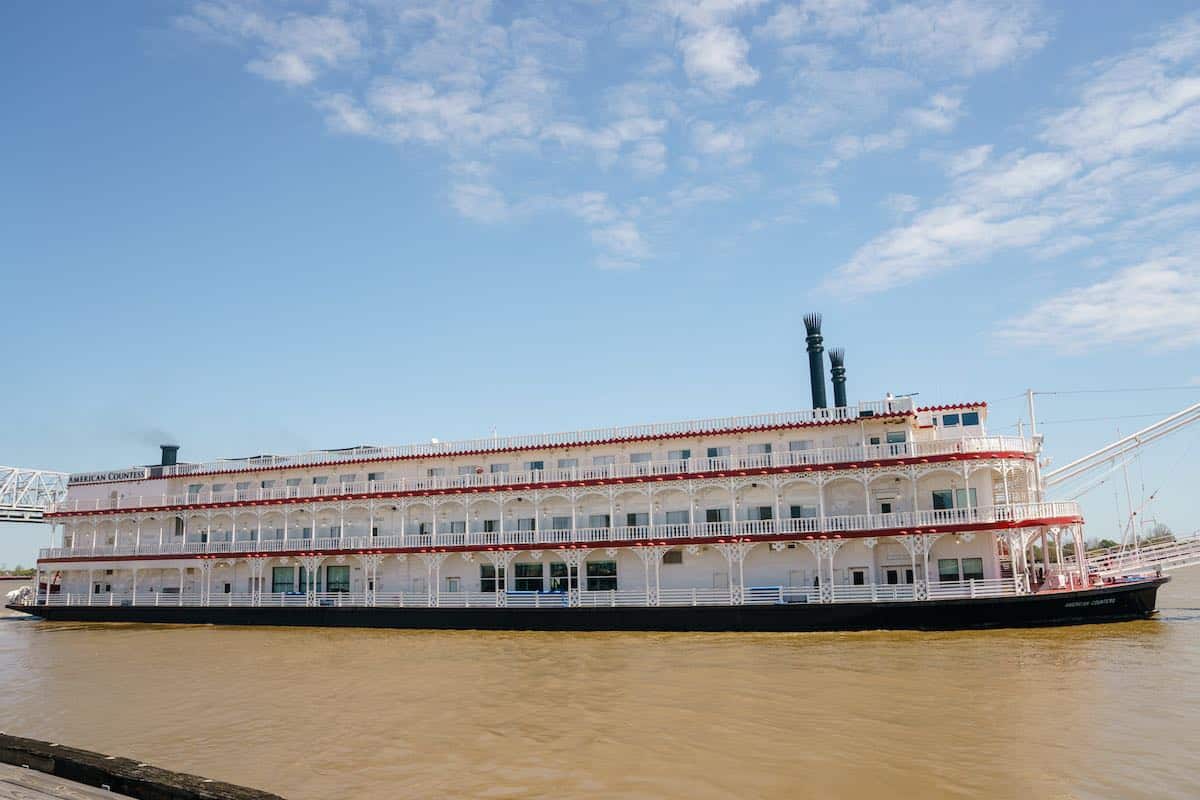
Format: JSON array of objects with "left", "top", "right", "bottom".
[{"left": 0, "top": 467, "right": 69, "bottom": 524}]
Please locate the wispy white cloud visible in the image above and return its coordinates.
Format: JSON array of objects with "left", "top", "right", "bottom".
[
  {"left": 830, "top": 11, "right": 1200, "bottom": 334},
  {"left": 1000, "top": 258, "right": 1200, "bottom": 352}
]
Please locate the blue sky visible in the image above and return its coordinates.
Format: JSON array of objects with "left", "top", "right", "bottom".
[{"left": 3, "top": 1, "right": 1199, "bottom": 566}]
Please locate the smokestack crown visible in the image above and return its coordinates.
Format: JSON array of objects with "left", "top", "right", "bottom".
[{"left": 803, "top": 313, "right": 822, "bottom": 337}]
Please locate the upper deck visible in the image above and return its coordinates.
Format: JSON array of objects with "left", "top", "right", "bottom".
[{"left": 50, "top": 399, "right": 1009, "bottom": 516}]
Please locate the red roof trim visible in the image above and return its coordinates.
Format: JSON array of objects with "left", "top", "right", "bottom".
[
  {"left": 90, "top": 413, "right": 918, "bottom": 483},
  {"left": 917, "top": 402, "right": 987, "bottom": 412}
]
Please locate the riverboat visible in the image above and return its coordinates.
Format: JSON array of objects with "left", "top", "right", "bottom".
[{"left": 7, "top": 316, "right": 1170, "bottom": 631}]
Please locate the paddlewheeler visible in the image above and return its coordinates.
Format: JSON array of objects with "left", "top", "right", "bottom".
[{"left": 9, "top": 316, "right": 1197, "bottom": 632}]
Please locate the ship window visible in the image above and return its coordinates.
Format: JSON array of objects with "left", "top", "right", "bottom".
[
  {"left": 630, "top": 452, "right": 652, "bottom": 463},
  {"left": 663, "top": 550, "right": 683, "bottom": 565},
  {"left": 748, "top": 443, "right": 772, "bottom": 455},
  {"left": 326, "top": 565, "right": 350, "bottom": 593},
  {"left": 236, "top": 482, "right": 251, "bottom": 491},
  {"left": 942, "top": 414, "right": 960, "bottom": 427},
  {"left": 956, "top": 488, "right": 977, "bottom": 508},
  {"left": 286, "top": 478, "right": 301, "bottom": 487},
  {"left": 586, "top": 561, "right": 618, "bottom": 591},
  {"left": 212, "top": 483, "right": 227, "bottom": 494},
  {"left": 593, "top": 455, "right": 616, "bottom": 466},
  {"left": 932, "top": 490, "right": 954, "bottom": 510},
  {"left": 224, "top": 583, "right": 231, "bottom": 594},
  {"left": 869, "top": 436, "right": 881, "bottom": 445},
  {"left": 668, "top": 449, "right": 691, "bottom": 462},
  {"left": 446, "top": 521, "right": 466, "bottom": 534},
  {"left": 445, "top": 577, "right": 461, "bottom": 593},
  {"left": 551, "top": 516, "right": 571, "bottom": 530},
  {"left": 588, "top": 514, "right": 611, "bottom": 528},
  {"left": 427, "top": 468, "right": 445, "bottom": 477},
  {"left": 557, "top": 458, "right": 578, "bottom": 470},
  {"left": 272, "top": 567, "right": 295, "bottom": 593},
  {"left": 483, "top": 519, "right": 498, "bottom": 533},
  {"left": 625, "top": 512, "right": 649, "bottom": 526},
  {"left": 705, "top": 507, "right": 730, "bottom": 523},
  {"left": 790, "top": 505, "right": 817, "bottom": 519},
  {"left": 312, "top": 476, "right": 329, "bottom": 485},
  {"left": 550, "top": 562, "right": 570, "bottom": 592},
  {"left": 706, "top": 446, "right": 730, "bottom": 458},
  {"left": 480, "top": 565, "right": 503, "bottom": 592},
  {"left": 788, "top": 440, "right": 813, "bottom": 451},
  {"left": 753, "top": 506, "right": 773, "bottom": 521},
  {"left": 665, "top": 510, "right": 689, "bottom": 524},
  {"left": 458, "top": 465, "right": 478, "bottom": 475},
  {"left": 339, "top": 474, "right": 357, "bottom": 484},
  {"left": 886, "top": 431, "right": 906, "bottom": 444},
  {"left": 514, "top": 563, "right": 543, "bottom": 592},
  {"left": 516, "top": 517, "right": 536, "bottom": 531},
  {"left": 938, "top": 559, "right": 961, "bottom": 582},
  {"left": 962, "top": 558, "right": 985, "bottom": 581},
  {"left": 962, "top": 411, "right": 981, "bottom": 426},
  {"left": 368, "top": 472, "right": 385, "bottom": 482},
  {"left": 490, "top": 463, "right": 509, "bottom": 473},
  {"left": 525, "top": 460, "right": 545, "bottom": 471},
  {"left": 187, "top": 484, "right": 203, "bottom": 497}
]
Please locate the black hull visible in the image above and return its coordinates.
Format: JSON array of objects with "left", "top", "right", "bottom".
[{"left": 7, "top": 579, "right": 1166, "bottom": 633}]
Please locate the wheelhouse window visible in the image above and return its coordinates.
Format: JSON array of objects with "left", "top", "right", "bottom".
[
  {"left": 885, "top": 431, "right": 906, "bottom": 444},
  {"left": 367, "top": 472, "right": 385, "bottom": 482},
  {"left": 286, "top": 478, "right": 301, "bottom": 487},
  {"left": 326, "top": 565, "right": 350, "bottom": 593},
  {"left": 236, "top": 482, "right": 251, "bottom": 492},
  {"left": 427, "top": 468, "right": 445, "bottom": 478},
  {"left": 586, "top": 561, "right": 618, "bottom": 591},
  {"left": 312, "top": 476, "right": 329, "bottom": 485},
  {"left": 261, "top": 480, "right": 276, "bottom": 489},
  {"left": 962, "top": 411, "right": 981, "bottom": 426},
  {"left": 459, "top": 465, "right": 478, "bottom": 475},
  {"left": 942, "top": 413, "right": 960, "bottom": 427},
  {"left": 788, "top": 440, "right": 813, "bottom": 451},
  {"left": 187, "top": 484, "right": 203, "bottom": 498},
  {"left": 212, "top": 483, "right": 228, "bottom": 495},
  {"left": 339, "top": 474, "right": 357, "bottom": 485},
  {"left": 514, "top": 563, "right": 543, "bottom": 591}
]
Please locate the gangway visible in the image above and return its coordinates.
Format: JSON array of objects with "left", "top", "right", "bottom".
[
  {"left": 1080, "top": 533, "right": 1200, "bottom": 578},
  {"left": 0, "top": 466, "right": 69, "bottom": 523}
]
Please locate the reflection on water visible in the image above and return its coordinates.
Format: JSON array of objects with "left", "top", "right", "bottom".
[{"left": 2, "top": 574, "right": 1198, "bottom": 799}]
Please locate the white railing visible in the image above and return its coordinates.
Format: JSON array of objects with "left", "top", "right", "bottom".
[
  {"left": 33, "top": 578, "right": 1019, "bottom": 609},
  {"left": 38, "top": 501, "right": 1079, "bottom": 561},
  {"left": 51, "top": 434, "right": 1028, "bottom": 514},
  {"left": 145, "top": 398, "right": 918, "bottom": 479}
]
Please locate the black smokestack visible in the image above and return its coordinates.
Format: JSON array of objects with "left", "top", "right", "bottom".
[
  {"left": 829, "top": 348, "right": 847, "bottom": 408},
  {"left": 160, "top": 444, "right": 179, "bottom": 467},
  {"left": 804, "top": 313, "right": 827, "bottom": 409}
]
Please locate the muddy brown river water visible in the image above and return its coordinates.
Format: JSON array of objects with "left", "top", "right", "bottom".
[{"left": 2, "top": 574, "right": 1197, "bottom": 799}]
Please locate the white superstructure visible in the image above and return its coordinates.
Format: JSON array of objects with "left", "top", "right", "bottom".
[{"left": 34, "top": 393, "right": 1088, "bottom": 609}]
